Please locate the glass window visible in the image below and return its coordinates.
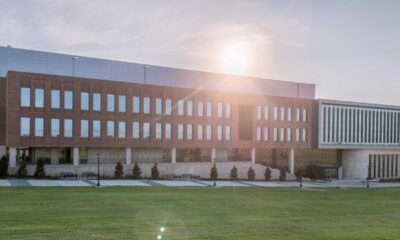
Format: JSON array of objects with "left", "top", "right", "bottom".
[
  {"left": 20, "top": 87, "right": 30, "bottom": 107},
  {"left": 143, "top": 122, "right": 150, "bottom": 139},
  {"left": 217, "top": 125, "right": 222, "bottom": 140},
  {"left": 257, "top": 127, "right": 261, "bottom": 141},
  {"left": 132, "top": 122, "right": 140, "bottom": 139},
  {"left": 133, "top": 96, "right": 140, "bottom": 113},
  {"left": 165, "top": 98, "right": 172, "bottom": 115},
  {"left": 264, "top": 127, "right": 268, "bottom": 142},
  {"left": 296, "top": 108, "right": 301, "bottom": 122},
  {"left": 274, "top": 107, "right": 278, "bottom": 120},
  {"left": 198, "top": 125, "right": 203, "bottom": 140},
  {"left": 165, "top": 123, "right": 172, "bottom": 140},
  {"left": 225, "top": 126, "right": 231, "bottom": 140},
  {"left": 257, "top": 106, "right": 262, "bottom": 120},
  {"left": 143, "top": 97, "right": 150, "bottom": 114},
  {"left": 303, "top": 108, "right": 307, "bottom": 122},
  {"left": 35, "top": 118, "right": 44, "bottom": 137},
  {"left": 51, "top": 119, "right": 60, "bottom": 137},
  {"left": 118, "top": 121, "right": 126, "bottom": 138},
  {"left": 20, "top": 117, "right": 30, "bottom": 136},
  {"left": 206, "top": 125, "right": 212, "bottom": 140},
  {"left": 51, "top": 90, "right": 60, "bottom": 109},
  {"left": 178, "top": 100, "right": 184, "bottom": 116},
  {"left": 280, "top": 107, "right": 285, "bottom": 121},
  {"left": 35, "top": 89, "right": 44, "bottom": 108},
  {"left": 93, "top": 120, "right": 101, "bottom": 138},
  {"left": 296, "top": 128, "right": 300, "bottom": 142},
  {"left": 64, "top": 91, "right": 73, "bottom": 110},
  {"left": 107, "top": 94, "right": 115, "bottom": 112},
  {"left": 206, "top": 102, "right": 212, "bottom": 117},
  {"left": 81, "top": 92, "right": 89, "bottom": 110},
  {"left": 107, "top": 121, "right": 114, "bottom": 138},
  {"left": 226, "top": 104, "right": 231, "bottom": 118},
  {"left": 156, "top": 98, "right": 162, "bottom": 115},
  {"left": 198, "top": 101, "right": 204, "bottom": 117},
  {"left": 302, "top": 128, "right": 307, "bottom": 142},
  {"left": 178, "top": 124, "right": 184, "bottom": 140},
  {"left": 287, "top": 128, "right": 292, "bottom": 142},
  {"left": 64, "top": 119, "right": 73, "bottom": 137},
  {"left": 187, "top": 124, "right": 193, "bottom": 140},
  {"left": 264, "top": 106, "right": 269, "bottom": 120},
  {"left": 273, "top": 128, "right": 278, "bottom": 141},
  {"left": 118, "top": 95, "right": 126, "bottom": 113},
  {"left": 287, "top": 108, "right": 292, "bottom": 121},
  {"left": 81, "top": 120, "right": 89, "bottom": 138},
  {"left": 280, "top": 128, "right": 285, "bottom": 142},
  {"left": 217, "top": 103, "right": 223, "bottom": 118},
  {"left": 93, "top": 93, "right": 101, "bottom": 111},
  {"left": 156, "top": 123, "right": 162, "bottom": 139},
  {"left": 187, "top": 100, "right": 193, "bottom": 116}
]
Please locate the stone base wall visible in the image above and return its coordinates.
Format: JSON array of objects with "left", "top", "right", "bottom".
[
  {"left": 342, "top": 149, "right": 400, "bottom": 179},
  {"left": 9, "top": 162, "right": 281, "bottom": 180}
]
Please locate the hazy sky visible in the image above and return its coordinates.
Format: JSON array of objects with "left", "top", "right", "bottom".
[{"left": 1, "top": 0, "right": 399, "bottom": 105}]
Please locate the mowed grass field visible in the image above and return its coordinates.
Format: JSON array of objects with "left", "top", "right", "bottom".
[{"left": 0, "top": 187, "right": 400, "bottom": 240}]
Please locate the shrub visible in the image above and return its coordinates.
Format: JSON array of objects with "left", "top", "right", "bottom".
[
  {"left": 132, "top": 162, "right": 142, "bottom": 179},
  {"left": 151, "top": 163, "right": 160, "bottom": 179},
  {"left": 264, "top": 167, "right": 272, "bottom": 181},
  {"left": 279, "top": 168, "right": 287, "bottom": 181},
  {"left": 210, "top": 163, "right": 218, "bottom": 180},
  {"left": 0, "top": 155, "right": 8, "bottom": 178},
  {"left": 114, "top": 161, "right": 124, "bottom": 178},
  {"left": 17, "top": 160, "right": 28, "bottom": 178},
  {"left": 229, "top": 165, "right": 238, "bottom": 180},
  {"left": 33, "top": 160, "right": 46, "bottom": 178},
  {"left": 248, "top": 167, "right": 255, "bottom": 180}
]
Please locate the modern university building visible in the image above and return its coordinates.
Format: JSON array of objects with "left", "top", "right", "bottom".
[{"left": 0, "top": 46, "right": 399, "bottom": 180}]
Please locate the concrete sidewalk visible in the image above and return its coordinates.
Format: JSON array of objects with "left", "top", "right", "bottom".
[{"left": 0, "top": 179, "right": 400, "bottom": 188}]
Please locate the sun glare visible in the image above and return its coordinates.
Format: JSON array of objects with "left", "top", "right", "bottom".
[{"left": 219, "top": 42, "right": 250, "bottom": 75}]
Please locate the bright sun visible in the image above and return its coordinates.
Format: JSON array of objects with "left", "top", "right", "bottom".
[{"left": 219, "top": 42, "right": 250, "bottom": 75}]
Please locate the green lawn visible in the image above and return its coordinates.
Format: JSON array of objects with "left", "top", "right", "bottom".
[{"left": 0, "top": 187, "right": 400, "bottom": 240}]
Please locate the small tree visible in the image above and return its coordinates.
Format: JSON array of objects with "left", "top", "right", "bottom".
[
  {"left": 248, "top": 167, "right": 255, "bottom": 180},
  {"left": 151, "top": 163, "right": 160, "bottom": 179},
  {"left": 0, "top": 155, "right": 8, "bottom": 178},
  {"left": 230, "top": 165, "right": 238, "bottom": 180},
  {"left": 17, "top": 160, "right": 28, "bottom": 178},
  {"left": 132, "top": 162, "right": 142, "bottom": 179},
  {"left": 114, "top": 161, "right": 124, "bottom": 178},
  {"left": 33, "top": 160, "right": 46, "bottom": 179},
  {"left": 210, "top": 163, "right": 218, "bottom": 180},
  {"left": 279, "top": 168, "right": 287, "bottom": 181},
  {"left": 264, "top": 167, "right": 272, "bottom": 181}
]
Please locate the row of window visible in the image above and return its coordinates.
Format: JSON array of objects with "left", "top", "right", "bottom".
[
  {"left": 321, "top": 105, "right": 400, "bottom": 145},
  {"left": 20, "top": 87, "right": 231, "bottom": 118},
  {"left": 256, "top": 105, "right": 307, "bottom": 122},
  {"left": 256, "top": 127, "right": 307, "bottom": 142},
  {"left": 20, "top": 117, "right": 233, "bottom": 141}
]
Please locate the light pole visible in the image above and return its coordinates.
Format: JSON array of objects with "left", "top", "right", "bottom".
[
  {"left": 366, "top": 164, "right": 370, "bottom": 189},
  {"left": 97, "top": 153, "right": 101, "bottom": 187}
]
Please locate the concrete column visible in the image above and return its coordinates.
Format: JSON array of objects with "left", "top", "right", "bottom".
[
  {"left": 289, "top": 148, "right": 295, "bottom": 175},
  {"left": 73, "top": 147, "right": 79, "bottom": 166},
  {"left": 0, "top": 146, "right": 6, "bottom": 158},
  {"left": 251, "top": 148, "right": 256, "bottom": 164},
  {"left": 211, "top": 148, "right": 216, "bottom": 163},
  {"left": 171, "top": 148, "right": 176, "bottom": 164},
  {"left": 50, "top": 148, "right": 60, "bottom": 165},
  {"left": 9, "top": 148, "right": 17, "bottom": 168},
  {"left": 126, "top": 148, "right": 132, "bottom": 165}
]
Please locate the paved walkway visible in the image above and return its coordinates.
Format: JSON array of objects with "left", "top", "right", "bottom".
[{"left": 0, "top": 179, "right": 400, "bottom": 188}]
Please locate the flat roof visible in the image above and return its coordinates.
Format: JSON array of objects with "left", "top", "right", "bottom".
[
  {"left": 318, "top": 99, "right": 400, "bottom": 111},
  {"left": 0, "top": 46, "right": 315, "bottom": 99}
]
